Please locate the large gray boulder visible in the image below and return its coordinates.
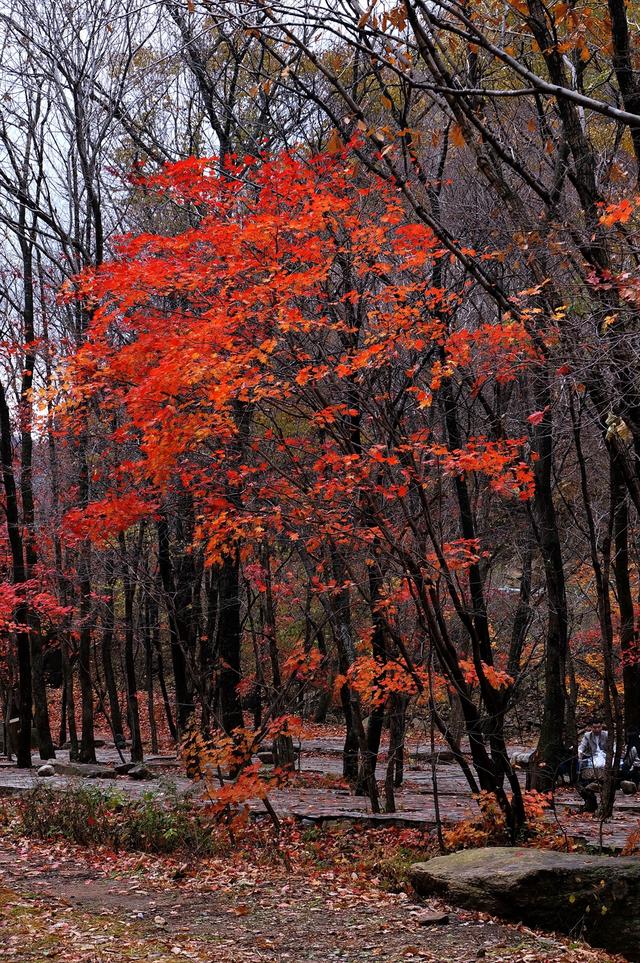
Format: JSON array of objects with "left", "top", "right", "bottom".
[{"left": 411, "top": 847, "right": 640, "bottom": 959}]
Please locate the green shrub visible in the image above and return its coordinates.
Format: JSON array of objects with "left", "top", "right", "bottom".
[{"left": 11, "top": 783, "right": 221, "bottom": 856}]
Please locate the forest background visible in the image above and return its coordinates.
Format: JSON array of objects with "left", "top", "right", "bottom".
[{"left": 0, "top": 0, "right": 639, "bottom": 838}]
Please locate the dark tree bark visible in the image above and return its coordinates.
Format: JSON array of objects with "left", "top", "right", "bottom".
[
  {"left": 150, "top": 586, "right": 178, "bottom": 742},
  {"left": 607, "top": 0, "right": 640, "bottom": 178},
  {"left": 18, "top": 199, "right": 54, "bottom": 761},
  {"left": 101, "top": 583, "right": 124, "bottom": 745},
  {"left": 77, "top": 440, "right": 96, "bottom": 764},
  {"left": 531, "top": 396, "right": 569, "bottom": 790},
  {"left": 356, "top": 557, "right": 387, "bottom": 794},
  {"left": 216, "top": 549, "right": 245, "bottom": 733},
  {"left": 0, "top": 380, "right": 31, "bottom": 768},
  {"left": 157, "top": 516, "right": 195, "bottom": 733},
  {"left": 611, "top": 455, "right": 640, "bottom": 736},
  {"left": 144, "top": 596, "right": 159, "bottom": 755},
  {"left": 120, "top": 533, "right": 143, "bottom": 763}
]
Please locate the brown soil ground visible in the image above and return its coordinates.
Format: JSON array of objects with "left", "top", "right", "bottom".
[{"left": 0, "top": 836, "right": 622, "bottom": 963}]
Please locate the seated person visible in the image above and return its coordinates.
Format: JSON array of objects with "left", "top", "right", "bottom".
[
  {"left": 620, "top": 728, "right": 640, "bottom": 785},
  {"left": 578, "top": 722, "right": 609, "bottom": 781}
]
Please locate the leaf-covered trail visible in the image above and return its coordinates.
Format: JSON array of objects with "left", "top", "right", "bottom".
[{"left": 0, "top": 836, "right": 622, "bottom": 963}]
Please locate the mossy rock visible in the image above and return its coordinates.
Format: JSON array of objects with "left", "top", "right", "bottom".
[{"left": 411, "top": 847, "right": 640, "bottom": 959}]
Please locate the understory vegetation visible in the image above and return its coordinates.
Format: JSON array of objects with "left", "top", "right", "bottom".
[{"left": 6, "top": 784, "right": 220, "bottom": 856}]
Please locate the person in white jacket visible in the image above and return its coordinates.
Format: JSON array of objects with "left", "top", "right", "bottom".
[{"left": 578, "top": 722, "right": 608, "bottom": 778}]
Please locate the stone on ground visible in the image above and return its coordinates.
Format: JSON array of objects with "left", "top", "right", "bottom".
[
  {"left": 411, "top": 846, "right": 640, "bottom": 958},
  {"left": 36, "top": 764, "right": 55, "bottom": 777},
  {"left": 52, "top": 761, "right": 116, "bottom": 779},
  {"left": 417, "top": 910, "right": 449, "bottom": 926},
  {"left": 115, "top": 762, "right": 135, "bottom": 775},
  {"left": 128, "top": 765, "right": 154, "bottom": 780}
]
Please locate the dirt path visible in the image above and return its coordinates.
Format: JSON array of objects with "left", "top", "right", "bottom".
[{"left": 0, "top": 837, "right": 620, "bottom": 963}]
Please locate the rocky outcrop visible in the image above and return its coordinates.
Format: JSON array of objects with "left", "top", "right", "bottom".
[{"left": 411, "top": 847, "right": 640, "bottom": 959}]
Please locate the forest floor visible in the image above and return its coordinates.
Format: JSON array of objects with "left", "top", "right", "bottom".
[
  {"left": 0, "top": 830, "right": 625, "bottom": 963},
  {"left": 0, "top": 726, "right": 637, "bottom": 960},
  {"left": 1, "top": 726, "right": 639, "bottom": 851}
]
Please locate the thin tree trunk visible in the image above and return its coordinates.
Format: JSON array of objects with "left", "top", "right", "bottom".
[
  {"left": 150, "top": 587, "right": 178, "bottom": 743},
  {"left": 157, "top": 517, "right": 194, "bottom": 733},
  {"left": 144, "top": 597, "right": 159, "bottom": 755},
  {"left": 611, "top": 455, "right": 640, "bottom": 736},
  {"left": 531, "top": 394, "right": 569, "bottom": 790},
  {"left": 101, "top": 584, "right": 124, "bottom": 745},
  {"left": 58, "top": 684, "right": 67, "bottom": 748},
  {"left": 357, "top": 557, "right": 387, "bottom": 794},
  {"left": 216, "top": 549, "right": 244, "bottom": 733},
  {"left": 120, "top": 532, "right": 143, "bottom": 763},
  {"left": 0, "top": 380, "right": 31, "bottom": 768},
  {"left": 77, "top": 439, "right": 95, "bottom": 764}
]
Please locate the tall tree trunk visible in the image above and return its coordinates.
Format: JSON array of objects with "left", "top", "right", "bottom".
[
  {"left": 120, "top": 533, "right": 143, "bottom": 763},
  {"left": 216, "top": 549, "right": 244, "bottom": 733},
  {"left": 157, "top": 517, "right": 194, "bottom": 733},
  {"left": 62, "top": 640, "right": 79, "bottom": 760},
  {"left": 611, "top": 455, "right": 640, "bottom": 736},
  {"left": 101, "top": 584, "right": 124, "bottom": 745},
  {"left": 200, "top": 568, "right": 218, "bottom": 733},
  {"left": 531, "top": 394, "right": 569, "bottom": 789},
  {"left": 357, "top": 557, "right": 387, "bottom": 793},
  {"left": 329, "top": 546, "right": 379, "bottom": 812},
  {"left": 76, "top": 428, "right": 96, "bottom": 763},
  {"left": 19, "top": 206, "right": 54, "bottom": 761},
  {"left": 58, "top": 684, "right": 67, "bottom": 748},
  {"left": 149, "top": 586, "right": 177, "bottom": 743},
  {"left": 385, "top": 694, "right": 409, "bottom": 811},
  {"left": 0, "top": 380, "right": 31, "bottom": 768},
  {"left": 144, "top": 597, "right": 159, "bottom": 755}
]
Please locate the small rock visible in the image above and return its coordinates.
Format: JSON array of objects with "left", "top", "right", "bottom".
[
  {"left": 128, "top": 765, "right": 154, "bottom": 780},
  {"left": 115, "top": 762, "right": 135, "bottom": 775},
  {"left": 36, "top": 764, "right": 55, "bottom": 777},
  {"left": 326, "top": 819, "right": 354, "bottom": 832},
  {"left": 417, "top": 910, "right": 449, "bottom": 926},
  {"left": 620, "top": 780, "right": 637, "bottom": 795}
]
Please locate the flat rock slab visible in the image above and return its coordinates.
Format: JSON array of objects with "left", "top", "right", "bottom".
[
  {"left": 411, "top": 847, "right": 640, "bottom": 959},
  {"left": 52, "top": 761, "right": 116, "bottom": 779}
]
